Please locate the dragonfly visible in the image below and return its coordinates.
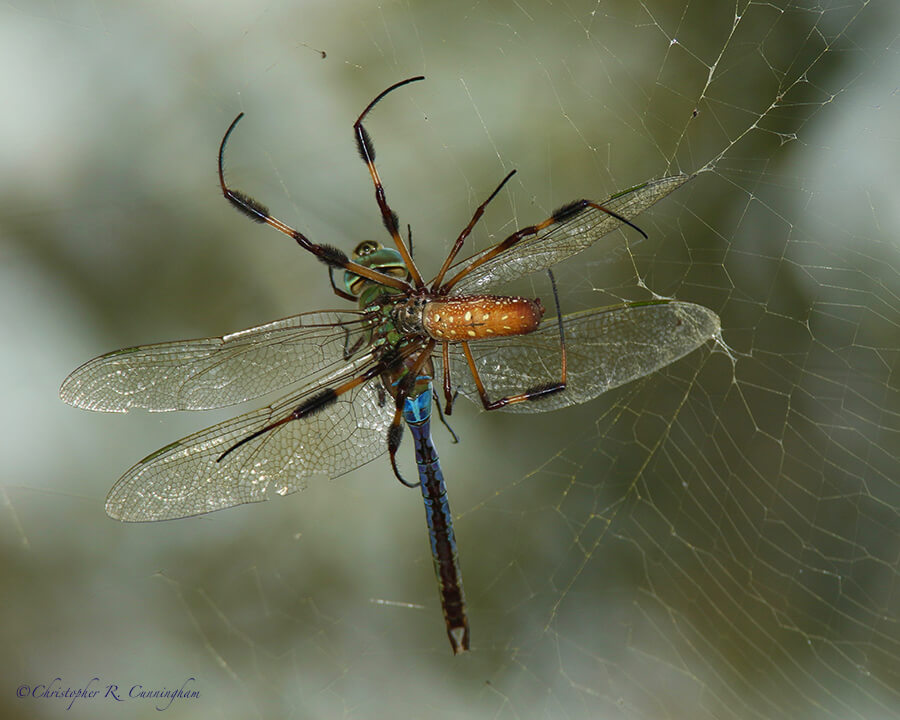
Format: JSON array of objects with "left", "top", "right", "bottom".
[{"left": 60, "top": 77, "right": 720, "bottom": 655}]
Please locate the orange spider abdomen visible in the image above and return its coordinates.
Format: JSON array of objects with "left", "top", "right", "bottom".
[{"left": 423, "top": 296, "right": 544, "bottom": 341}]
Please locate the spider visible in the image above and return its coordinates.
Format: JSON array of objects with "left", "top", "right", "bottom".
[{"left": 216, "top": 75, "right": 647, "bottom": 481}]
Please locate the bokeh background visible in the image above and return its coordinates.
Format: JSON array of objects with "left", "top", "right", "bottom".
[{"left": 2, "top": 1, "right": 897, "bottom": 718}]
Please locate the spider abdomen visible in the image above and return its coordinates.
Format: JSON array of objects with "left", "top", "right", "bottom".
[{"left": 423, "top": 296, "right": 544, "bottom": 341}]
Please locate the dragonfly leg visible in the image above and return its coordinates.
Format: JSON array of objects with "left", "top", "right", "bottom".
[
  {"left": 353, "top": 76, "right": 426, "bottom": 288},
  {"left": 430, "top": 169, "right": 517, "bottom": 289},
  {"left": 439, "top": 198, "right": 648, "bottom": 293},
  {"left": 433, "top": 388, "right": 460, "bottom": 444},
  {"left": 339, "top": 323, "right": 367, "bottom": 361},
  {"left": 328, "top": 267, "right": 358, "bottom": 302},
  {"left": 387, "top": 418, "right": 419, "bottom": 488},
  {"left": 217, "top": 113, "right": 411, "bottom": 293}
]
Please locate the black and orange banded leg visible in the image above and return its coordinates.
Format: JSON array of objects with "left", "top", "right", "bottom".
[
  {"left": 216, "top": 362, "right": 384, "bottom": 463},
  {"left": 353, "top": 76, "right": 427, "bottom": 289},
  {"left": 430, "top": 169, "right": 517, "bottom": 289},
  {"left": 439, "top": 197, "right": 649, "bottom": 293},
  {"left": 460, "top": 340, "right": 567, "bottom": 411},
  {"left": 460, "top": 270, "right": 568, "bottom": 411},
  {"left": 215, "top": 345, "right": 418, "bottom": 463},
  {"left": 217, "top": 113, "right": 411, "bottom": 299}
]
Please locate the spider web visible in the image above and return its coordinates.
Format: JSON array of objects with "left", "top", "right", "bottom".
[{"left": 1, "top": 0, "right": 897, "bottom": 718}]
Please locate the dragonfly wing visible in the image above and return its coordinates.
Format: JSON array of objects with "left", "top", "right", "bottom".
[
  {"left": 450, "top": 175, "right": 691, "bottom": 294},
  {"left": 441, "top": 300, "right": 719, "bottom": 414},
  {"left": 60, "top": 311, "right": 375, "bottom": 412},
  {"left": 105, "top": 355, "right": 393, "bottom": 521}
]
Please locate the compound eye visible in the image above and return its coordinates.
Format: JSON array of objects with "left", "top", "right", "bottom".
[{"left": 353, "top": 240, "right": 381, "bottom": 258}]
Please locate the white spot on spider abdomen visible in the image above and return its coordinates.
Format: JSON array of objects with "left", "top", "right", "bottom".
[{"left": 422, "top": 295, "right": 544, "bottom": 341}]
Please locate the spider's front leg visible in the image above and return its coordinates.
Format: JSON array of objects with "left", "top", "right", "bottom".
[
  {"left": 352, "top": 76, "right": 427, "bottom": 289},
  {"left": 217, "top": 113, "right": 411, "bottom": 296}
]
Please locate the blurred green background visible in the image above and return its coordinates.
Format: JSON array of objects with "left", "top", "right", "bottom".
[{"left": 2, "top": 0, "right": 897, "bottom": 718}]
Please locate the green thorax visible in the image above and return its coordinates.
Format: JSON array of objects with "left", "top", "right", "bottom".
[
  {"left": 344, "top": 241, "right": 431, "bottom": 401},
  {"left": 345, "top": 241, "right": 409, "bottom": 348},
  {"left": 344, "top": 240, "right": 410, "bottom": 308}
]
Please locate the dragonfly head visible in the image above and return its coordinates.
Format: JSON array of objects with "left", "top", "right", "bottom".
[{"left": 344, "top": 241, "right": 411, "bottom": 300}]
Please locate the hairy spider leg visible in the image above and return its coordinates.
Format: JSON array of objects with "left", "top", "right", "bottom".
[
  {"left": 452, "top": 269, "right": 567, "bottom": 413},
  {"left": 215, "top": 343, "right": 420, "bottom": 463},
  {"left": 430, "top": 169, "right": 517, "bottom": 290},
  {"left": 353, "top": 76, "right": 427, "bottom": 289},
  {"left": 439, "top": 198, "right": 649, "bottom": 294},
  {"left": 217, "top": 113, "right": 412, "bottom": 301}
]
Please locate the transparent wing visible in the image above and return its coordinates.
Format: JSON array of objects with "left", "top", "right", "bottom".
[
  {"left": 439, "top": 300, "right": 720, "bottom": 414},
  {"left": 105, "top": 353, "right": 393, "bottom": 521},
  {"left": 448, "top": 175, "right": 692, "bottom": 294},
  {"left": 60, "top": 311, "right": 375, "bottom": 412}
]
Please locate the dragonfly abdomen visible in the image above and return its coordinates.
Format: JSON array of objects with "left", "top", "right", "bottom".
[
  {"left": 405, "top": 408, "right": 470, "bottom": 654},
  {"left": 423, "top": 296, "right": 544, "bottom": 340}
]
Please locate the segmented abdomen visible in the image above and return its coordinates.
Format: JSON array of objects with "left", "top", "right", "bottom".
[{"left": 423, "top": 296, "right": 544, "bottom": 341}]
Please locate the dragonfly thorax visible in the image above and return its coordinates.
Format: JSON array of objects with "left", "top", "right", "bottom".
[
  {"left": 344, "top": 241, "right": 411, "bottom": 300},
  {"left": 390, "top": 296, "right": 429, "bottom": 335}
]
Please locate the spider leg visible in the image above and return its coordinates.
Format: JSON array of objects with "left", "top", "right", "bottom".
[
  {"left": 431, "top": 169, "right": 516, "bottom": 290},
  {"left": 216, "top": 343, "right": 417, "bottom": 463},
  {"left": 217, "top": 113, "right": 411, "bottom": 293},
  {"left": 441, "top": 341, "right": 455, "bottom": 415},
  {"left": 439, "top": 197, "right": 648, "bottom": 293},
  {"left": 460, "top": 269, "right": 568, "bottom": 410},
  {"left": 216, "top": 358, "right": 384, "bottom": 463},
  {"left": 353, "top": 76, "right": 426, "bottom": 289}
]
